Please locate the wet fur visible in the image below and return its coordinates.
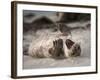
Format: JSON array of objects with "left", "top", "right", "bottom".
[{"left": 28, "top": 29, "right": 81, "bottom": 58}]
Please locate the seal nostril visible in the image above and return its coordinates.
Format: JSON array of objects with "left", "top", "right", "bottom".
[{"left": 72, "top": 52, "right": 75, "bottom": 55}]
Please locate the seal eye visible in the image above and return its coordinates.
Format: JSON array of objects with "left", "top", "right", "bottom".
[
  {"left": 72, "top": 44, "right": 81, "bottom": 56},
  {"left": 75, "top": 44, "right": 81, "bottom": 51}
]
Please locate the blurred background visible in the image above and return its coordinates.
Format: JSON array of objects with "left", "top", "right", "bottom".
[{"left": 23, "top": 10, "right": 90, "bottom": 33}]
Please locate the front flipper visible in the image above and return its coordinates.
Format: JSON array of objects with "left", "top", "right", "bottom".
[{"left": 49, "top": 39, "right": 64, "bottom": 58}]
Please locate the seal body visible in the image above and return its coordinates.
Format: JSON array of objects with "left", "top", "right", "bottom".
[{"left": 28, "top": 29, "right": 81, "bottom": 58}]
